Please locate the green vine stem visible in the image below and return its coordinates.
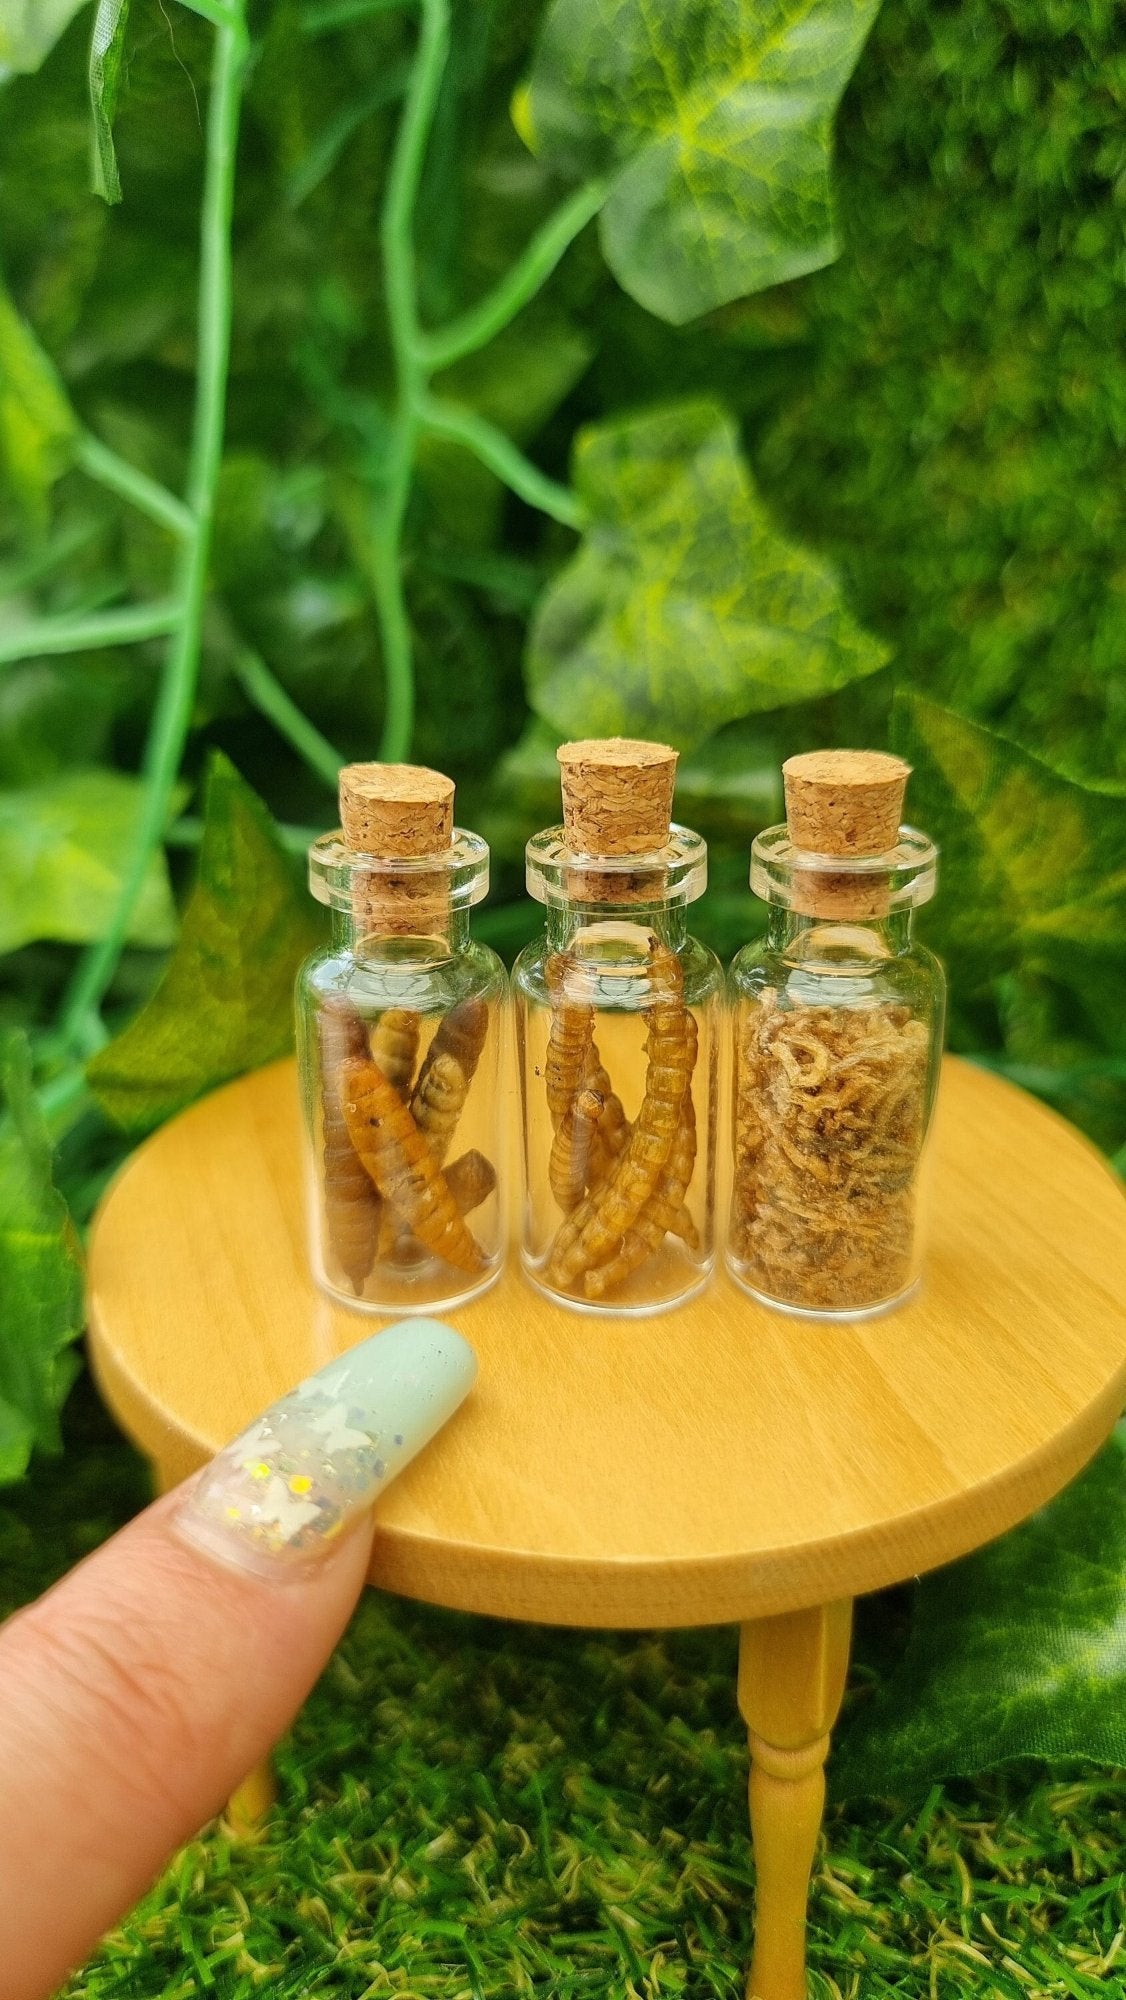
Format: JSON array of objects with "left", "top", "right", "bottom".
[
  {"left": 418, "top": 178, "right": 605, "bottom": 373},
  {"left": 233, "top": 648, "right": 343, "bottom": 790},
  {"left": 32, "top": 0, "right": 599, "bottom": 1066},
  {"left": 0, "top": 598, "right": 180, "bottom": 667},
  {"left": 419, "top": 396, "right": 583, "bottom": 529},
  {"left": 74, "top": 434, "right": 194, "bottom": 540},
  {"left": 369, "top": 0, "right": 449, "bottom": 762},
  {"left": 60, "top": 5, "right": 249, "bottom": 1051},
  {"left": 368, "top": 0, "right": 600, "bottom": 759}
]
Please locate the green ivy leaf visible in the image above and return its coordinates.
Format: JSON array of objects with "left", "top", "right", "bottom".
[
  {"left": 891, "top": 692, "right": 1126, "bottom": 1006},
  {"left": 527, "top": 400, "right": 887, "bottom": 748},
  {"left": 0, "top": 769, "right": 178, "bottom": 955},
  {"left": 0, "top": 0, "right": 90, "bottom": 78},
  {"left": 0, "top": 1032, "right": 84, "bottom": 1486},
  {"left": 524, "top": 0, "right": 880, "bottom": 324},
  {"left": 88, "top": 0, "right": 130, "bottom": 204},
  {"left": 834, "top": 1430, "right": 1126, "bottom": 1796},
  {"left": 87, "top": 753, "right": 324, "bottom": 1134},
  {"left": 0, "top": 278, "right": 77, "bottom": 521}
]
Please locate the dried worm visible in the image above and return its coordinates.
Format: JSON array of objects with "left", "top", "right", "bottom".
[
  {"left": 585, "top": 1019, "right": 699, "bottom": 1297},
  {"left": 546, "top": 942, "right": 692, "bottom": 1290},
  {"left": 341, "top": 1054, "right": 486, "bottom": 1276},
  {"left": 319, "top": 998, "right": 381, "bottom": 1294},
  {"left": 370, "top": 1008, "right": 420, "bottom": 1099}
]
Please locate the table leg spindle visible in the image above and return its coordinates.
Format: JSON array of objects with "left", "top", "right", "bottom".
[
  {"left": 738, "top": 1600, "right": 853, "bottom": 2000},
  {"left": 150, "top": 1455, "right": 278, "bottom": 1832}
]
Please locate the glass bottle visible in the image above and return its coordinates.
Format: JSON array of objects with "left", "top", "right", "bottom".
[
  {"left": 296, "top": 763, "right": 506, "bottom": 1314},
  {"left": 513, "top": 739, "right": 722, "bottom": 1314},
  {"left": 727, "top": 750, "right": 945, "bottom": 1319}
]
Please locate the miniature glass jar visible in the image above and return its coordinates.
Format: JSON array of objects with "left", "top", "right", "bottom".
[
  {"left": 513, "top": 747, "right": 722, "bottom": 1314},
  {"left": 727, "top": 751, "right": 946, "bottom": 1319},
  {"left": 296, "top": 769, "right": 506, "bottom": 1314}
]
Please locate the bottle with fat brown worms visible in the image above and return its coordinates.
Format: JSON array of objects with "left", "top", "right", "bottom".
[
  {"left": 513, "top": 738, "right": 722, "bottom": 1315},
  {"left": 727, "top": 750, "right": 945, "bottom": 1319},
  {"left": 296, "top": 762, "right": 506, "bottom": 1313}
]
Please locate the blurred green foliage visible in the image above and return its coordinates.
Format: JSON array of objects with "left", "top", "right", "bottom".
[
  {"left": 836, "top": 1425, "right": 1126, "bottom": 1793},
  {"left": 86, "top": 752, "right": 324, "bottom": 1130},
  {"left": 0, "top": 1033, "right": 84, "bottom": 1482},
  {"left": 0, "top": 0, "right": 1123, "bottom": 1784}
]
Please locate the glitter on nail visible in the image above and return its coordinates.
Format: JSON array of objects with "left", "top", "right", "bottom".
[
  {"left": 184, "top": 1390, "right": 395, "bottom": 1567},
  {"left": 178, "top": 1321, "right": 476, "bottom": 1574}
]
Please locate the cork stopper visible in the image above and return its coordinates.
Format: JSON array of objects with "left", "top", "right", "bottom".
[
  {"left": 339, "top": 762, "right": 454, "bottom": 856},
  {"left": 557, "top": 739, "right": 678, "bottom": 855},
  {"left": 338, "top": 762, "right": 455, "bottom": 936},
  {"left": 781, "top": 750, "right": 910, "bottom": 919},
  {"left": 556, "top": 738, "right": 678, "bottom": 904}
]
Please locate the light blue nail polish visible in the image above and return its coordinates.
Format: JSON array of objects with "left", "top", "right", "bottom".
[{"left": 177, "top": 1319, "right": 476, "bottom": 1577}]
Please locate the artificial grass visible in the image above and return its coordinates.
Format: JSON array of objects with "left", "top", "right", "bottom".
[{"left": 5, "top": 1384, "right": 1124, "bottom": 2000}]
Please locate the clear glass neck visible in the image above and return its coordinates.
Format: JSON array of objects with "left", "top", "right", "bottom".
[
  {"left": 750, "top": 820, "right": 937, "bottom": 962},
  {"left": 329, "top": 903, "right": 471, "bottom": 960},
  {"left": 528, "top": 822, "right": 705, "bottom": 957},
  {"left": 765, "top": 904, "right": 916, "bottom": 961},
  {"left": 309, "top": 826, "right": 487, "bottom": 964},
  {"left": 544, "top": 898, "right": 689, "bottom": 954}
]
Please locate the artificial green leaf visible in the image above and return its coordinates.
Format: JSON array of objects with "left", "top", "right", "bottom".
[
  {"left": 0, "top": 0, "right": 89, "bottom": 77},
  {"left": 88, "top": 0, "right": 130, "bottom": 204},
  {"left": 523, "top": 0, "right": 880, "bottom": 323},
  {"left": 0, "top": 1033, "right": 84, "bottom": 1485},
  {"left": 87, "top": 753, "right": 324, "bottom": 1133},
  {"left": 0, "top": 278, "right": 76, "bottom": 520},
  {"left": 0, "top": 1402, "right": 34, "bottom": 1484},
  {"left": 0, "top": 770, "right": 178, "bottom": 955},
  {"left": 0, "top": 659, "right": 135, "bottom": 783},
  {"left": 527, "top": 400, "right": 887, "bottom": 748},
  {"left": 834, "top": 1429, "right": 1126, "bottom": 1796},
  {"left": 891, "top": 692, "right": 1126, "bottom": 1004}
]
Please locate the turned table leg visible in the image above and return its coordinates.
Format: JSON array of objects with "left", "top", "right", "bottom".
[
  {"left": 149, "top": 1453, "right": 278, "bottom": 1831},
  {"left": 738, "top": 1600, "right": 853, "bottom": 2000}
]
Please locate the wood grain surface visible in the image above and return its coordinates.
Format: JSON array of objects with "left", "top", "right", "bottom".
[{"left": 87, "top": 1056, "right": 1126, "bottom": 1627}]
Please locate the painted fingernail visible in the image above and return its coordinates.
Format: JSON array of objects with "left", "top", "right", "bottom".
[{"left": 176, "top": 1319, "right": 476, "bottom": 1579}]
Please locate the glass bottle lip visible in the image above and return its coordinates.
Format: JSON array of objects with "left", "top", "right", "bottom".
[
  {"left": 750, "top": 823, "right": 938, "bottom": 908},
  {"left": 526, "top": 823, "right": 707, "bottom": 906},
  {"left": 308, "top": 828, "right": 490, "bottom": 913}
]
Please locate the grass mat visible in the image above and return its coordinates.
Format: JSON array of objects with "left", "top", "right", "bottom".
[{"left": 4, "top": 1384, "right": 1123, "bottom": 1999}]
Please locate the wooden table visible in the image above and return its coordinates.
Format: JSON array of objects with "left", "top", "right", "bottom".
[{"left": 87, "top": 1055, "right": 1126, "bottom": 2000}]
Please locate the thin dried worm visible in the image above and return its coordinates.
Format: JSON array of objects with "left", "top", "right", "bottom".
[
  {"left": 547, "top": 942, "right": 692, "bottom": 1289},
  {"left": 341, "top": 1054, "right": 486, "bottom": 1276},
  {"left": 544, "top": 954, "right": 594, "bottom": 1130},
  {"left": 444, "top": 1149, "right": 496, "bottom": 1217},
  {"left": 379, "top": 1147, "right": 498, "bottom": 1271},
  {"left": 370, "top": 1008, "right": 420, "bottom": 1099},
  {"left": 583, "top": 1055, "right": 630, "bottom": 1188},
  {"left": 376, "top": 1045, "right": 470, "bottom": 1262},
  {"left": 319, "top": 998, "right": 380, "bottom": 1294},
  {"left": 586, "top": 1018, "right": 699, "bottom": 1297},
  {"left": 409, "top": 994, "right": 489, "bottom": 1157},
  {"left": 411, "top": 1051, "right": 471, "bottom": 1169},
  {"left": 549, "top": 1081, "right": 604, "bottom": 1213}
]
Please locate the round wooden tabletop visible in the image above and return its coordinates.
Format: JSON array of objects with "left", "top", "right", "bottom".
[{"left": 88, "top": 1056, "right": 1126, "bottom": 1629}]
